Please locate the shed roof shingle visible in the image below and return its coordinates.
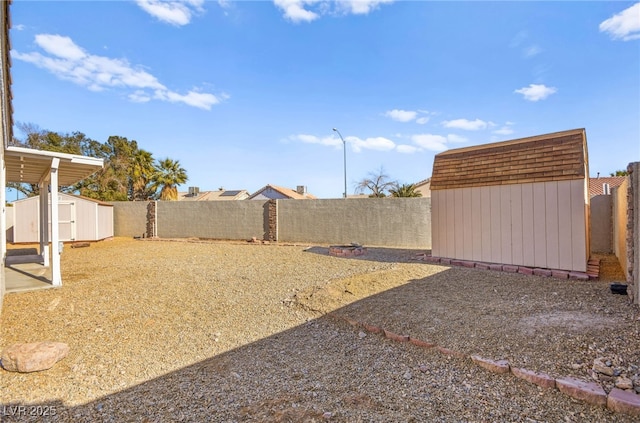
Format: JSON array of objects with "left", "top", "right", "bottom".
[{"left": 431, "top": 129, "right": 588, "bottom": 190}]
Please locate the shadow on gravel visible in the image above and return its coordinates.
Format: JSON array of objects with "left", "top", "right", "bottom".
[{"left": 3, "top": 266, "right": 638, "bottom": 422}]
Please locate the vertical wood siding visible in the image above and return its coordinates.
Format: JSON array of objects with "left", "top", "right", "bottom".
[{"left": 432, "top": 180, "right": 587, "bottom": 272}]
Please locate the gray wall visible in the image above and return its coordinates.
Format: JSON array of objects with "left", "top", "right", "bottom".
[
  {"left": 590, "top": 195, "right": 612, "bottom": 253},
  {"left": 111, "top": 198, "right": 432, "bottom": 249},
  {"left": 157, "top": 200, "right": 268, "bottom": 240},
  {"left": 112, "top": 201, "right": 150, "bottom": 237},
  {"left": 278, "top": 197, "right": 431, "bottom": 248}
]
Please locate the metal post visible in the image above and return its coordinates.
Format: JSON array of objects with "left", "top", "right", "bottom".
[{"left": 333, "top": 128, "right": 347, "bottom": 198}]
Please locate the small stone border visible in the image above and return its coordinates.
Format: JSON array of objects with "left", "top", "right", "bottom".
[
  {"left": 330, "top": 313, "right": 640, "bottom": 417},
  {"left": 412, "top": 254, "right": 600, "bottom": 281},
  {"left": 329, "top": 245, "right": 367, "bottom": 258}
]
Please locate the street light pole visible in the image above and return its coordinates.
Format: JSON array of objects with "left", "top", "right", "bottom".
[{"left": 333, "top": 128, "right": 347, "bottom": 198}]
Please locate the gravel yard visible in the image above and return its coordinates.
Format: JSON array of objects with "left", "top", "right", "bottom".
[{"left": 0, "top": 238, "right": 639, "bottom": 422}]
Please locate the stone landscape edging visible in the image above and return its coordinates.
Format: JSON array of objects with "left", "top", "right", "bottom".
[
  {"left": 331, "top": 313, "right": 640, "bottom": 417},
  {"left": 413, "top": 254, "right": 600, "bottom": 281}
]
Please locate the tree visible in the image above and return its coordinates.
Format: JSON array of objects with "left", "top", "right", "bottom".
[
  {"left": 356, "top": 167, "right": 398, "bottom": 198},
  {"left": 10, "top": 123, "right": 190, "bottom": 202},
  {"left": 150, "top": 158, "right": 188, "bottom": 200},
  {"left": 75, "top": 136, "right": 140, "bottom": 201},
  {"left": 390, "top": 183, "right": 422, "bottom": 198},
  {"left": 130, "top": 149, "right": 156, "bottom": 200},
  {"left": 610, "top": 170, "right": 629, "bottom": 177}
]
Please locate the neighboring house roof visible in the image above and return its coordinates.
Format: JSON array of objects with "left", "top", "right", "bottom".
[
  {"left": 589, "top": 176, "right": 627, "bottom": 197},
  {"left": 248, "top": 184, "right": 317, "bottom": 200},
  {"left": 178, "top": 190, "right": 250, "bottom": 201},
  {"left": 413, "top": 178, "right": 431, "bottom": 196},
  {"left": 431, "top": 128, "right": 588, "bottom": 191}
]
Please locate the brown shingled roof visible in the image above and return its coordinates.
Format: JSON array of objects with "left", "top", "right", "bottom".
[{"left": 431, "top": 129, "right": 588, "bottom": 190}]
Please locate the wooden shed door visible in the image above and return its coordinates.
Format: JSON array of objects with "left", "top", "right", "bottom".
[{"left": 49, "top": 201, "right": 76, "bottom": 242}]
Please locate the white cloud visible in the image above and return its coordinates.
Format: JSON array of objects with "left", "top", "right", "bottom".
[
  {"left": 290, "top": 133, "right": 342, "bottom": 147},
  {"left": 273, "top": 0, "right": 321, "bottom": 23},
  {"left": 447, "top": 134, "right": 468, "bottom": 143},
  {"left": 384, "top": 108, "right": 431, "bottom": 124},
  {"left": 493, "top": 123, "right": 515, "bottom": 135},
  {"left": 129, "top": 90, "right": 151, "bottom": 103},
  {"left": 292, "top": 133, "right": 396, "bottom": 152},
  {"left": 441, "top": 118, "right": 488, "bottom": 131},
  {"left": 336, "top": 0, "right": 394, "bottom": 15},
  {"left": 599, "top": 3, "right": 640, "bottom": 41},
  {"left": 509, "top": 30, "right": 528, "bottom": 48},
  {"left": 35, "top": 34, "right": 86, "bottom": 60},
  {"left": 349, "top": 136, "right": 396, "bottom": 153},
  {"left": 384, "top": 109, "right": 417, "bottom": 122},
  {"left": 523, "top": 45, "right": 542, "bottom": 58},
  {"left": 13, "top": 24, "right": 26, "bottom": 31},
  {"left": 411, "top": 134, "right": 448, "bottom": 152},
  {"left": 396, "top": 144, "right": 419, "bottom": 154},
  {"left": 136, "top": 0, "right": 205, "bottom": 26},
  {"left": 493, "top": 127, "right": 514, "bottom": 135},
  {"left": 12, "top": 34, "right": 222, "bottom": 110},
  {"left": 273, "top": 0, "right": 393, "bottom": 23},
  {"left": 514, "top": 83, "right": 557, "bottom": 102}
]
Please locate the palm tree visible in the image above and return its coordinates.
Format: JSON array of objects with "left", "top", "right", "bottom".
[
  {"left": 390, "top": 183, "right": 422, "bottom": 198},
  {"left": 130, "top": 149, "right": 156, "bottom": 200},
  {"left": 151, "top": 158, "right": 188, "bottom": 201}
]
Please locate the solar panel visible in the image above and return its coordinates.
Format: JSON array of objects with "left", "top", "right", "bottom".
[{"left": 221, "top": 190, "right": 241, "bottom": 197}]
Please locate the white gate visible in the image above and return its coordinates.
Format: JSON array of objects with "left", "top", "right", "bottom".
[{"left": 49, "top": 201, "right": 76, "bottom": 242}]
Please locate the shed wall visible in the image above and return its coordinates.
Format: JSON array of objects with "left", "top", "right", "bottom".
[
  {"left": 432, "top": 179, "right": 587, "bottom": 271},
  {"left": 12, "top": 198, "right": 40, "bottom": 243},
  {"left": 97, "top": 205, "right": 114, "bottom": 240},
  {"left": 12, "top": 194, "right": 114, "bottom": 242}
]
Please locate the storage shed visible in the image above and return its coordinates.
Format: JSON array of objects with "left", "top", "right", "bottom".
[
  {"left": 430, "top": 128, "right": 590, "bottom": 272},
  {"left": 9, "top": 193, "right": 113, "bottom": 243}
]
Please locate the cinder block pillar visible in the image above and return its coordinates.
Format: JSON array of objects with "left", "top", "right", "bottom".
[
  {"left": 267, "top": 199, "right": 278, "bottom": 242},
  {"left": 146, "top": 201, "right": 157, "bottom": 238}
]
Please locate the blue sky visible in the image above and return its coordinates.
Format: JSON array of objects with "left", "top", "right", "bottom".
[{"left": 7, "top": 0, "right": 640, "bottom": 199}]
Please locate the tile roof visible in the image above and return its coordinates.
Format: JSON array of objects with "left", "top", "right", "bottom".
[
  {"left": 178, "top": 190, "right": 249, "bottom": 201},
  {"left": 431, "top": 129, "right": 588, "bottom": 190},
  {"left": 248, "top": 184, "right": 317, "bottom": 200},
  {"left": 588, "top": 176, "right": 627, "bottom": 197}
]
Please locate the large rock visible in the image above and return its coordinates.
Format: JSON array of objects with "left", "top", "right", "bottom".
[{"left": 1, "top": 341, "right": 70, "bottom": 373}]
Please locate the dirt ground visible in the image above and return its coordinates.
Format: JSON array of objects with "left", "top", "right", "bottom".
[{"left": 0, "top": 238, "right": 638, "bottom": 422}]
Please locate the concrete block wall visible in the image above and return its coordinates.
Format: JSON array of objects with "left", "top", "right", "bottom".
[
  {"left": 590, "top": 195, "right": 612, "bottom": 253},
  {"left": 112, "top": 201, "right": 150, "bottom": 238},
  {"left": 277, "top": 197, "right": 432, "bottom": 248},
  {"left": 111, "top": 197, "right": 432, "bottom": 249},
  {"left": 156, "top": 200, "right": 268, "bottom": 240}
]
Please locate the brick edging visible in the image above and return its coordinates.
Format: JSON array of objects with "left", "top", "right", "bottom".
[
  {"left": 331, "top": 313, "right": 640, "bottom": 417},
  {"left": 413, "top": 255, "right": 599, "bottom": 281}
]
